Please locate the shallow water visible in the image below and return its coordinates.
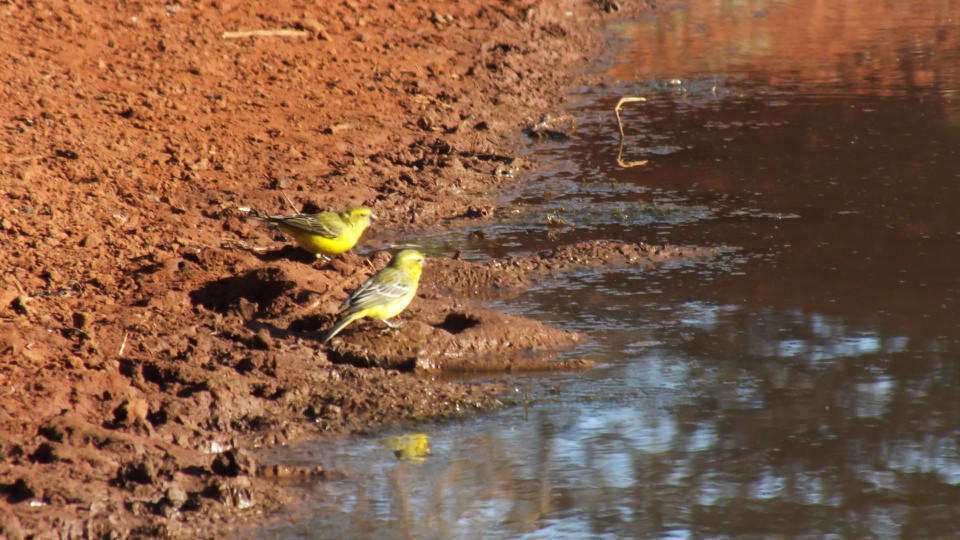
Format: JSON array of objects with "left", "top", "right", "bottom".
[{"left": 257, "top": 1, "right": 960, "bottom": 537}]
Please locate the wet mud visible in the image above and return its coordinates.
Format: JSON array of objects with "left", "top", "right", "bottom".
[
  {"left": 0, "top": 0, "right": 678, "bottom": 536},
  {"left": 427, "top": 240, "right": 717, "bottom": 296}
]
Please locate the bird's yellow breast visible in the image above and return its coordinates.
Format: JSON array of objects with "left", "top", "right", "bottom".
[{"left": 282, "top": 223, "right": 362, "bottom": 256}]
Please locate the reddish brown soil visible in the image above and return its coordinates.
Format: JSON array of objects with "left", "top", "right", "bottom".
[{"left": 0, "top": 0, "right": 674, "bottom": 536}]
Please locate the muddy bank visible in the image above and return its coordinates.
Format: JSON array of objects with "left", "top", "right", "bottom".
[
  {"left": 427, "top": 240, "right": 718, "bottom": 296},
  {"left": 321, "top": 240, "right": 716, "bottom": 372},
  {"left": 0, "top": 0, "right": 669, "bottom": 536}
]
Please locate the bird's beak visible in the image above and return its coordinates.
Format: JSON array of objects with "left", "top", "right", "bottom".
[{"left": 370, "top": 213, "right": 378, "bottom": 220}]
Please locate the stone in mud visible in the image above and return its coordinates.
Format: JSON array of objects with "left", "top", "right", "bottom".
[
  {"left": 164, "top": 484, "right": 188, "bottom": 508},
  {"left": 115, "top": 460, "right": 157, "bottom": 487},
  {"left": 250, "top": 328, "right": 273, "bottom": 350},
  {"left": 211, "top": 448, "right": 257, "bottom": 477},
  {"left": 236, "top": 297, "right": 257, "bottom": 321},
  {"left": 113, "top": 398, "right": 150, "bottom": 427},
  {"left": 322, "top": 403, "right": 343, "bottom": 420},
  {"left": 206, "top": 478, "right": 254, "bottom": 509}
]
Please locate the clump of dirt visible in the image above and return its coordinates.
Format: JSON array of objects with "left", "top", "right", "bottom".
[
  {"left": 0, "top": 0, "right": 666, "bottom": 536},
  {"left": 325, "top": 298, "right": 588, "bottom": 372}
]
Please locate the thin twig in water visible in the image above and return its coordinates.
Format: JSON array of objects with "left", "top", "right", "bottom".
[
  {"left": 617, "top": 140, "right": 649, "bottom": 169},
  {"left": 614, "top": 96, "right": 649, "bottom": 168},
  {"left": 614, "top": 96, "right": 647, "bottom": 138}
]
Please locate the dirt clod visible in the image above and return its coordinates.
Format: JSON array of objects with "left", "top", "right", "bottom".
[
  {"left": 165, "top": 485, "right": 189, "bottom": 508},
  {"left": 212, "top": 449, "right": 258, "bottom": 478},
  {"left": 114, "top": 398, "right": 150, "bottom": 428},
  {"left": 115, "top": 461, "right": 157, "bottom": 488}
]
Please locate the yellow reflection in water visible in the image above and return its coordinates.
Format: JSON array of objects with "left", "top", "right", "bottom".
[{"left": 382, "top": 433, "right": 431, "bottom": 464}]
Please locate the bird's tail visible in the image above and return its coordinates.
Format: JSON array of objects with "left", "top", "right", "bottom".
[{"left": 320, "top": 313, "right": 362, "bottom": 344}]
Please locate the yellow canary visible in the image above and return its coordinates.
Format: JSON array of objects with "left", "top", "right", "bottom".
[
  {"left": 320, "top": 249, "right": 425, "bottom": 343},
  {"left": 256, "top": 206, "right": 375, "bottom": 260}
]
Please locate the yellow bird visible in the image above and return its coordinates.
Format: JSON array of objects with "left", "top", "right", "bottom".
[
  {"left": 256, "top": 206, "right": 376, "bottom": 260},
  {"left": 320, "top": 249, "right": 425, "bottom": 343}
]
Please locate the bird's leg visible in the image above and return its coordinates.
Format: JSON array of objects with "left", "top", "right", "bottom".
[
  {"left": 312, "top": 253, "right": 334, "bottom": 268},
  {"left": 382, "top": 319, "right": 401, "bottom": 329}
]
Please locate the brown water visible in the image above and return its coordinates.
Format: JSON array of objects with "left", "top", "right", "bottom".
[{"left": 257, "top": 1, "right": 960, "bottom": 537}]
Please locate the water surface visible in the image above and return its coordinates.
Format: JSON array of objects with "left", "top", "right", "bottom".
[{"left": 258, "top": 1, "right": 960, "bottom": 537}]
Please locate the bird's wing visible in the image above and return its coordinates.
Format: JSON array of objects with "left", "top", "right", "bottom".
[
  {"left": 270, "top": 212, "right": 345, "bottom": 239},
  {"left": 341, "top": 267, "right": 414, "bottom": 312}
]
